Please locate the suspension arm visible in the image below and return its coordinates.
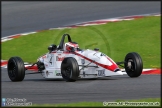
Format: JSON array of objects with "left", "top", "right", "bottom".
[{"left": 116, "top": 61, "right": 125, "bottom": 65}]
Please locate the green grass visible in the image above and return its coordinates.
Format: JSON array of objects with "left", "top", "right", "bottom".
[
  {"left": 30, "top": 98, "right": 161, "bottom": 107},
  {"left": 2, "top": 16, "right": 160, "bottom": 68}
]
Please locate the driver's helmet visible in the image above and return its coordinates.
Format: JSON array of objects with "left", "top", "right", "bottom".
[{"left": 65, "top": 42, "right": 79, "bottom": 51}]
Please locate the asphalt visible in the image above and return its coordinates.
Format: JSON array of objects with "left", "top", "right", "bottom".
[
  {"left": 1, "top": 1, "right": 161, "bottom": 105},
  {"left": 2, "top": 1, "right": 160, "bottom": 37},
  {"left": 1, "top": 68, "right": 161, "bottom": 104}
]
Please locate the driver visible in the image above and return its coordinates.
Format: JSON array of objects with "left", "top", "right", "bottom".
[{"left": 65, "top": 42, "right": 80, "bottom": 52}]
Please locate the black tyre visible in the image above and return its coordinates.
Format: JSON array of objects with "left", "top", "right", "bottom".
[
  {"left": 124, "top": 52, "right": 143, "bottom": 77},
  {"left": 7, "top": 57, "right": 25, "bottom": 81},
  {"left": 61, "top": 57, "right": 79, "bottom": 82}
]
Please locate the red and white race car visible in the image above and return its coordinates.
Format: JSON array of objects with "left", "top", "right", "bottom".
[{"left": 7, "top": 34, "right": 143, "bottom": 82}]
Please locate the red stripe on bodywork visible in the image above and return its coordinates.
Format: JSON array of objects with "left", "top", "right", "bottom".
[
  {"left": 1, "top": 61, "right": 8, "bottom": 66},
  {"left": 106, "top": 57, "right": 119, "bottom": 71},
  {"left": 25, "top": 65, "right": 38, "bottom": 71},
  {"left": 74, "top": 52, "right": 118, "bottom": 72}
]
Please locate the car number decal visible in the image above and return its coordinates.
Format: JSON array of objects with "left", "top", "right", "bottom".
[{"left": 98, "top": 69, "right": 105, "bottom": 76}]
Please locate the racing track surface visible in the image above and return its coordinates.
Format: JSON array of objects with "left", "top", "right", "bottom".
[
  {"left": 2, "top": 1, "right": 160, "bottom": 37},
  {"left": 1, "top": 1, "right": 161, "bottom": 105},
  {"left": 1, "top": 68, "right": 161, "bottom": 104}
]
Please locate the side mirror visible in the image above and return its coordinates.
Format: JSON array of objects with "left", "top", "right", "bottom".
[
  {"left": 48, "top": 44, "right": 57, "bottom": 52},
  {"left": 48, "top": 46, "right": 53, "bottom": 52},
  {"left": 94, "top": 48, "right": 99, "bottom": 51}
]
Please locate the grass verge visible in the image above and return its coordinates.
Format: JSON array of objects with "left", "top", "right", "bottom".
[
  {"left": 2, "top": 16, "right": 160, "bottom": 68},
  {"left": 31, "top": 98, "right": 161, "bottom": 107}
]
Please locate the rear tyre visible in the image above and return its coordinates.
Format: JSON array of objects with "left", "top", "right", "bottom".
[
  {"left": 7, "top": 57, "right": 25, "bottom": 81},
  {"left": 124, "top": 52, "right": 143, "bottom": 77},
  {"left": 61, "top": 57, "right": 79, "bottom": 82}
]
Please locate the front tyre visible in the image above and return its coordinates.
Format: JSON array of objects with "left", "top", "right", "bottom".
[
  {"left": 124, "top": 52, "right": 143, "bottom": 77},
  {"left": 61, "top": 57, "right": 79, "bottom": 82},
  {"left": 7, "top": 57, "right": 25, "bottom": 81}
]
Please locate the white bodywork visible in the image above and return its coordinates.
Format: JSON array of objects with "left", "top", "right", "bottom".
[{"left": 38, "top": 49, "right": 123, "bottom": 79}]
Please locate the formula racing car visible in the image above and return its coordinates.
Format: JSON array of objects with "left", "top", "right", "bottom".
[{"left": 7, "top": 34, "right": 143, "bottom": 82}]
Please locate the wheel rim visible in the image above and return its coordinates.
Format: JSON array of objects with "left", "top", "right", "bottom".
[
  {"left": 64, "top": 67, "right": 71, "bottom": 77},
  {"left": 8, "top": 61, "right": 17, "bottom": 78},
  {"left": 127, "top": 59, "right": 136, "bottom": 72}
]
